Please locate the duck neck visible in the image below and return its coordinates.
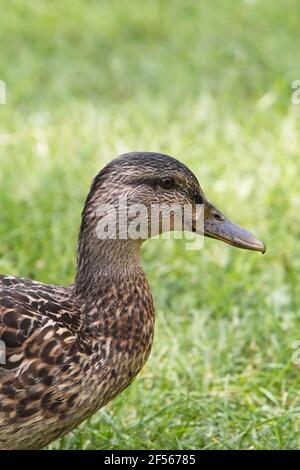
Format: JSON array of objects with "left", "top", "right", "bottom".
[
  {"left": 75, "top": 236, "right": 144, "bottom": 297},
  {"left": 74, "top": 183, "right": 146, "bottom": 297}
]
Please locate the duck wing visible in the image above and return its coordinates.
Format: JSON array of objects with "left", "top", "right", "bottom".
[
  {"left": 0, "top": 275, "right": 81, "bottom": 372},
  {"left": 0, "top": 275, "right": 92, "bottom": 448}
]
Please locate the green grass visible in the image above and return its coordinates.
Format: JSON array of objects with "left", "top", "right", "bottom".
[{"left": 1, "top": 0, "right": 300, "bottom": 450}]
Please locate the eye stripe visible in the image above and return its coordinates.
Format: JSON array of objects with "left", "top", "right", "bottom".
[
  {"left": 129, "top": 177, "right": 201, "bottom": 201},
  {"left": 129, "top": 177, "right": 158, "bottom": 187},
  {"left": 130, "top": 177, "right": 175, "bottom": 188}
]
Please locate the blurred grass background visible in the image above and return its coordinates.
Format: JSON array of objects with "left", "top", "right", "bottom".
[{"left": 0, "top": 0, "right": 300, "bottom": 449}]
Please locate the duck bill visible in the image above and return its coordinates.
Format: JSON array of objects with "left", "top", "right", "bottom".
[{"left": 202, "top": 202, "right": 266, "bottom": 254}]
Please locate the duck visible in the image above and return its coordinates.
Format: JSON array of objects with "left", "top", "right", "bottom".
[{"left": 0, "top": 152, "right": 265, "bottom": 449}]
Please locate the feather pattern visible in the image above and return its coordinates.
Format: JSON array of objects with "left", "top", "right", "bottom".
[{"left": 0, "top": 273, "right": 154, "bottom": 449}]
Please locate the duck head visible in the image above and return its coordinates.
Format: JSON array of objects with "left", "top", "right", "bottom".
[{"left": 81, "top": 151, "right": 265, "bottom": 254}]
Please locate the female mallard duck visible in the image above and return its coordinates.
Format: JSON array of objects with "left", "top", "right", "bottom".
[{"left": 0, "top": 152, "right": 265, "bottom": 449}]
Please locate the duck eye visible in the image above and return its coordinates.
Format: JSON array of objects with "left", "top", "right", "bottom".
[{"left": 160, "top": 176, "right": 175, "bottom": 189}]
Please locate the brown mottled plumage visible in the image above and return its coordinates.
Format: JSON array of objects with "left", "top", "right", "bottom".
[{"left": 0, "top": 152, "right": 265, "bottom": 449}]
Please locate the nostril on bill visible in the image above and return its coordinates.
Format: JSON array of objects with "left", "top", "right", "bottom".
[{"left": 212, "top": 212, "right": 224, "bottom": 222}]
